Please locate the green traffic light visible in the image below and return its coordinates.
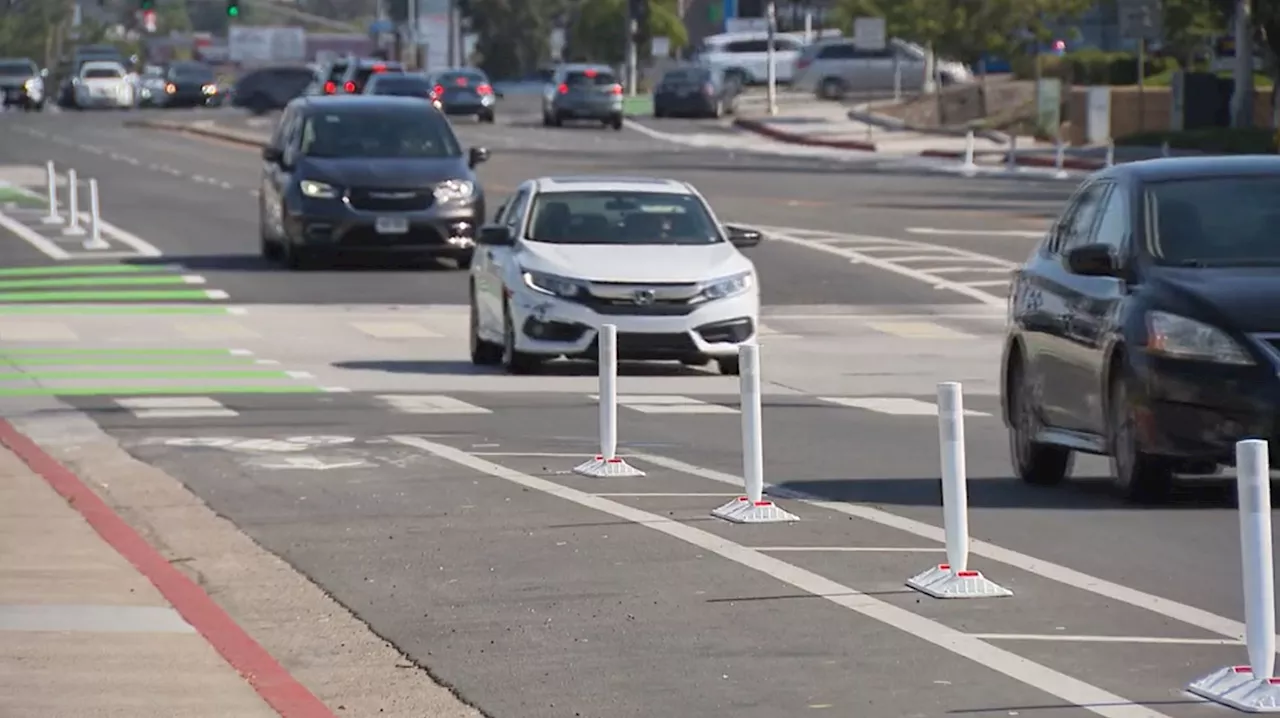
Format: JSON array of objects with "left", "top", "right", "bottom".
[{"left": 227, "top": 5, "right": 239, "bottom": 15}]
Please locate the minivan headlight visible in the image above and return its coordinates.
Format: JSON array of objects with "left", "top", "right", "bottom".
[
  {"left": 697, "top": 271, "right": 753, "bottom": 301},
  {"left": 522, "top": 269, "right": 584, "bottom": 298},
  {"left": 299, "top": 180, "right": 337, "bottom": 198},
  {"left": 1146, "top": 311, "right": 1253, "bottom": 365},
  {"left": 434, "top": 179, "right": 474, "bottom": 203}
]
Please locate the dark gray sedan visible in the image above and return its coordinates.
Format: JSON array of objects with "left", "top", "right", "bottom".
[
  {"left": 653, "top": 66, "right": 740, "bottom": 118},
  {"left": 541, "top": 64, "right": 624, "bottom": 130}
]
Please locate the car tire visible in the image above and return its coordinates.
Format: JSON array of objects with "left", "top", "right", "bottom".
[
  {"left": 653, "top": 105, "right": 665, "bottom": 118},
  {"left": 716, "top": 357, "right": 740, "bottom": 375},
  {"left": 819, "top": 77, "right": 845, "bottom": 100},
  {"left": 259, "top": 214, "right": 281, "bottom": 261},
  {"left": 453, "top": 251, "right": 473, "bottom": 270},
  {"left": 478, "top": 111, "right": 495, "bottom": 123},
  {"left": 501, "top": 303, "right": 540, "bottom": 374},
  {"left": 469, "top": 291, "right": 502, "bottom": 366},
  {"left": 551, "top": 112, "right": 563, "bottom": 127},
  {"left": 1007, "top": 355, "right": 1073, "bottom": 486},
  {"left": 609, "top": 114, "right": 623, "bottom": 131},
  {"left": 1107, "top": 368, "right": 1174, "bottom": 503}
]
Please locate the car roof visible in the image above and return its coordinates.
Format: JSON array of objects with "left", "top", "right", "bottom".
[
  {"left": 81, "top": 60, "right": 124, "bottom": 68},
  {"left": 296, "top": 95, "right": 439, "bottom": 112},
  {"left": 532, "top": 176, "right": 694, "bottom": 194},
  {"left": 353, "top": 57, "right": 402, "bottom": 67},
  {"left": 555, "top": 63, "right": 615, "bottom": 73},
  {"left": 1105, "top": 155, "right": 1280, "bottom": 182}
]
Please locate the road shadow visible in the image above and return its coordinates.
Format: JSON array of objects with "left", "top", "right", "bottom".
[
  {"left": 125, "top": 253, "right": 460, "bottom": 272},
  {"left": 772, "top": 475, "right": 1238, "bottom": 511},
  {"left": 332, "top": 359, "right": 714, "bottom": 377}
]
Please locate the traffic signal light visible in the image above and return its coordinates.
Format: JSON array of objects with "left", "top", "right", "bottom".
[
  {"left": 139, "top": 0, "right": 154, "bottom": 8},
  {"left": 226, "top": 0, "right": 240, "bottom": 17}
]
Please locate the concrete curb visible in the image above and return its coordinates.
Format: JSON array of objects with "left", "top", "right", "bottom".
[
  {"left": 124, "top": 119, "right": 265, "bottom": 148},
  {"left": 731, "top": 116, "right": 877, "bottom": 151},
  {"left": 846, "top": 109, "right": 1010, "bottom": 144},
  {"left": 917, "top": 148, "right": 1106, "bottom": 171}
]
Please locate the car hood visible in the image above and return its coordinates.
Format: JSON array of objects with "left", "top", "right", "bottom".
[
  {"left": 1155, "top": 266, "right": 1280, "bottom": 332},
  {"left": 300, "top": 156, "right": 471, "bottom": 188},
  {"left": 517, "top": 241, "right": 751, "bottom": 283}
]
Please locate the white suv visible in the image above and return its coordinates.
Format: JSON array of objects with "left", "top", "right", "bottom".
[
  {"left": 693, "top": 31, "right": 809, "bottom": 85},
  {"left": 468, "top": 176, "right": 764, "bottom": 375}
]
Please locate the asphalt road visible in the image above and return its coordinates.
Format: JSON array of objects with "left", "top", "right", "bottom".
[{"left": 0, "top": 105, "right": 1257, "bottom": 718}]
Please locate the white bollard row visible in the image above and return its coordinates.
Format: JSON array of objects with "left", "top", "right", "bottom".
[
  {"left": 41, "top": 160, "right": 109, "bottom": 249},
  {"left": 573, "top": 324, "right": 644, "bottom": 478},
  {"left": 960, "top": 130, "right": 977, "bottom": 175}
]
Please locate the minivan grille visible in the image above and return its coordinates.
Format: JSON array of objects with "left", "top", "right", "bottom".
[{"left": 346, "top": 187, "right": 433, "bottom": 212}]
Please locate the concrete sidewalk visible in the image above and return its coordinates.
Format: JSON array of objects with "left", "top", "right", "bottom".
[{"left": 0, "top": 426, "right": 329, "bottom": 718}]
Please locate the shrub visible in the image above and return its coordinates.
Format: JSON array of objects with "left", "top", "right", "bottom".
[
  {"left": 1116, "top": 127, "right": 1277, "bottom": 154},
  {"left": 1012, "top": 50, "right": 1175, "bottom": 85}
]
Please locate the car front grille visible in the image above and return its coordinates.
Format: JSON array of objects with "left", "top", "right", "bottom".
[
  {"left": 339, "top": 225, "right": 445, "bottom": 246},
  {"left": 346, "top": 187, "right": 434, "bottom": 212}
]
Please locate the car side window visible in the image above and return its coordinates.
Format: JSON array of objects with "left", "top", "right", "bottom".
[
  {"left": 1046, "top": 183, "right": 1105, "bottom": 255},
  {"left": 504, "top": 189, "right": 530, "bottom": 234},
  {"left": 1092, "top": 186, "right": 1130, "bottom": 251},
  {"left": 818, "top": 44, "right": 857, "bottom": 60},
  {"left": 269, "top": 106, "right": 294, "bottom": 148},
  {"left": 280, "top": 112, "right": 303, "bottom": 166},
  {"left": 726, "top": 40, "right": 768, "bottom": 53}
]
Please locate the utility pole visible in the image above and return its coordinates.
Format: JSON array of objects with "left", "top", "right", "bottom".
[
  {"left": 765, "top": 0, "right": 776, "bottom": 115},
  {"left": 1231, "top": 0, "right": 1253, "bottom": 128},
  {"left": 625, "top": 0, "right": 639, "bottom": 96}
]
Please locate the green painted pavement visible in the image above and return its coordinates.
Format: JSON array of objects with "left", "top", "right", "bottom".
[
  {"left": 0, "top": 275, "right": 195, "bottom": 290},
  {"left": 0, "top": 265, "right": 156, "bottom": 278},
  {"left": 0, "top": 348, "right": 241, "bottom": 355},
  {"left": 0, "top": 385, "right": 325, "bottom": 397},
  {"left": 0, "top": 304, "right": 232, "bottom": 315},
  {"left": 622, "top": 96, "right": 654, "bottom": 116},
  {"left": 0, "top": 369, "right": 295, "bottom": 380},
  {"left": 0, "top": 289, "right": 217, "bottom": 302},
  {"left": 3, "top": 356, "right": 259, "bottom": 366},
  {"left": 0, "top": 186, "right": 42, "bottom": 207}
]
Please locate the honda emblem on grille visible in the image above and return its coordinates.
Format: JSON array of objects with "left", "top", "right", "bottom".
[
  {"left": 369, "top": 191, "right": 415, "bottom": 199},
  {"left": 633, "top": 289, "right": 656, "bottom": 305}
]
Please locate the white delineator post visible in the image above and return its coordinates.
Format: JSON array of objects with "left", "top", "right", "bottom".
[
  {"left": 960, "top": 130, "right": 977, "bottom": 174},
  {"left": 711, "top": 343, "right": 798, "bottom": 523},
  {"left": 84, "top": 178, "right": 107, "bottom": 249},
  {"left": 1053, "top": 141, "right": 1069, "bottom": 180},
  {"left": 41, "top": 160, "right": 61, "bottom": 224},
  {"left": 1005, "top": 136, "right": 1018, "bottom": 172},
  {"left": 573, "top": 324, "right": 644, "bottom": 478},
  {"left": 62, "top": 169, "right": 84, "bottom": 236},
  {"left": 1188, "top": 439, "right": 1280, "bottom": 711},
  {"left": 1105, "top": 140, "right": 1116, "bottom": 168},
  {"left": 906, "top": 382, "right": 1011, "bottom": 599}
]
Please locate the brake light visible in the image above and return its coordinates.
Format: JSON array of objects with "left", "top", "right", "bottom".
[
  {"left": 372, "top": 63, "right": 386, "bottom": 72},
  {"left": 323, "top": 81, "right": 335, "bottom": 93},
  {"left": 584, "top": 68, "right": 597, "bottom": 77},
  {"left": 455, "top": 76, "right": 468, "bottom": 86},
  {"left": 609, "top": 84, "right": 623, "bottom": 95},
  {"left": 797, "top": 58, "right": 811, "bottom": 70},
  {"left": 557, "top": 83, "right": 568, "bottom": 94},
  {"left": 343, "top": 81, "right": 355, "bottom": 92},
  {"left": 432, "top": 84, "right": 444, "bottom": 97},
  {"left": 476, "top": 83, "right": 492, "bottom": 95}
]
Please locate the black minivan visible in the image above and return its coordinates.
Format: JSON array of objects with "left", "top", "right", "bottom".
[{"left": 231, "top": 65, "right": 314, "bottom": 114}]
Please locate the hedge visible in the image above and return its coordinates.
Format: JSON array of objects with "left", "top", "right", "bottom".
[
  {"left": 1012, "top": 49, "right": 1175, "bottom": 86},
  {"left": 1115, "top": 127, "right": 1277, "bottom": 154}
]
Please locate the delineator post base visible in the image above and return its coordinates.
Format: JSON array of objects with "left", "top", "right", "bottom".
[
  {"left": 1189, "top": 666, "right": 1280, "bottom": 712},
  {"left": 572, "top": 455, "right": 645, "bottom": 478},
  {"left": 40, "top": 215, "right": 61, "bottom": 225},
  {"left": 906, "top": 563, "right": 1012, "bottom": 599},
  {"left": 61, "top": 225, "right": 85, "bottom": 236},
  {"left": 711, "top": 496, "right": 799, "bottom": 523}
]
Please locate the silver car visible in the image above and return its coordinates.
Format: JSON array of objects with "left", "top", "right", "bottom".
[
  {"left": 541, "top": 64, "right": 624, "bottom": 130},
  {"left": 792, "top": 38, "right": 972, "bottom": 100}
]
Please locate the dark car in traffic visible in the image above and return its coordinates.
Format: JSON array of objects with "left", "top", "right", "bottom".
[
  {"left": 309, "top": 56, "right": 352, "bottom": 96},
  {"left": 159, "top": 61, "right": 219, "bottom": 107},
  {"left": 541, "top": 64, "right": 624, "bottom": 129},
  {"left": 1002, "top": 156, "right": 1280, "bottom": 503},
  {"left": 0, "top": 58, "right": 44, "bottom": 110},
  {"left": 362, "top": 71, "right": 435, "bottom": 101},
  {"left": 422, "top": 68, "right": 498, "bottom": 122},
  {"left": 258, "top": 96, "right": 488, "bottom": 270},
  {"left": 336, "top": 58, "right": 404, "bottom": 94},
  {"left": 231, "top": 64, "right": 313, "bottom": 114},
  {"left": 653, "top": 65, "right": 740, "bottom": 118}
]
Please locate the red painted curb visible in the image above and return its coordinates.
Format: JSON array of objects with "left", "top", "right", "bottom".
[
  {"left": 918, "top": 148, "right": 1103, "bottom": 171},
  {"left": 0, "top": 419, "right": 336, "bottom": 718},
  {"left": 732, "top": 117, "right": 877, "bottom": 151}
]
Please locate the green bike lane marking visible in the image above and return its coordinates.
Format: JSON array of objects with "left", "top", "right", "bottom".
[
  {"left": 0, "top": 186, "right": 43, "bottom": 207},
  {"left": 2, "top": 356, "right": 261, "bottom": 366},
  {"left": 0, "top": 385, "right": 326, "bottom": 397},
  {"left": 0, "top": 265, "right": 164, "bottom": 277},
  {"left": 0, "top": 305, "right": 236, "bottom": 315},
  {"left": 0, "top": 369, "right": 298, "bottom": 380},
  {"left": 0, "top": 348, "right": 243, "bottom": 355},
  {"left": 0, "top": 275, "right": 199, "bottom": 290},
  {"left": 0, "top": 289, "right": 225, "bottom": 302}
]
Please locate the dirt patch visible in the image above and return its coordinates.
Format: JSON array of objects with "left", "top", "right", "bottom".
[{"left": 877, "top": 77, "right": 1035, "bottom": 129}]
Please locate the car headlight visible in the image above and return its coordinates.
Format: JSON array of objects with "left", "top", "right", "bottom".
[
  {"left": 23, "top": 78, "right": 36, "bottom": 90},
  {"left": 522, "top": 269, "right": 585, "bottom": 298},
  {"left": 1146, "top": 311, "right": 1253, "bottom": 365},
  {"left": 299, "top": 180, "right": 337, "bottom": 199},
  {"left": 202, "top": 84, "right": 217, "bottom": 94},
  {"left": 697, "top": 271, "right": 754, "bottom": 301},
  {"left": 434, "top": 179, "right": 474, "bottom": 204}
]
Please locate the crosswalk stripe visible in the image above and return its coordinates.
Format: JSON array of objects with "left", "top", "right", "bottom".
[
  {"left": 376, "top": 394, "right": 491, "bottom": 414},
  {"left": 819, "top": 396, "right": 991, "bottom": 417},
  {"left": 114, "top": 396, "right": 238, "bottom": 418},
  {"left": 600, "top": 394, "right": 738, "bottom": 414}
]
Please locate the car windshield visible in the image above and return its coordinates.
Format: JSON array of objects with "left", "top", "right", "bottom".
[
  {"left": 526, "top": 191, "right": 722, "bottom": 245},
  {"left": 326, "top": 63, "right": 349, "bottom": 82},
  {"left": 300, "top": 109, "right": 461, "bottom": 159},
  {"left": 83, "top": 67, "right": 122, "bottom": 79},
  {"left": 0, "top": 61, "right": 35, "bottom": 75},
  {"left": 170, "top": 64, "right": 213, "bottom": 81},
  {"left": 370, "top": 76, "right": 431, "bottom": 94},
  {"left": 565, "top": 69, "right": 616, "bottom": 87},
  {"left": 353, "top": 63, "right": 401, "bottom": 86},
  {"left": 1146, "top": 175, "right": 1280, "bottom": 265}
]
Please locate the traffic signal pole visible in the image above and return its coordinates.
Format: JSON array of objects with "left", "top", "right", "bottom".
[{"left": 625, "top": 2, "right": 637, "bottom": 95}]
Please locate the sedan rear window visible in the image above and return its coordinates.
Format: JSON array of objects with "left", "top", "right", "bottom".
[
  {"left": 83, "top": 67, "right": 122, "bottom": 79},
  {"left": 565, "top": 70, "right": 616, "bottom": 87},
  {"left": 1146, "top": 176, "right": 1280, "bottom": 265}
]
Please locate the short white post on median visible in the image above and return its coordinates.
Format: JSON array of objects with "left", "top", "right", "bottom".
[
  {"left": 573, "top": 324, "right": 644, "bottom": 478},
  {"left": 1161, "top": 140, "right": 1171, "bottom": 158},
  {"left": 1053, "top": 140, "right": 1069, "bottom": 180},
  {"left": 1006, "top": 136, "right": 1018, "bottom": 172},
  {"left": 1187, "top": 439, "right": 1280, "bottom": 711},
  {"left": 960, "top": 130, "right": 977, "bottom": 174},
  {"left": 61, "top": 169, "right": 84, "bottom": 236},
  {"left": 906, "top": 382, "right": 1011, "bottom": 599},
  {"left": 1105, "top": 140, "right": 1115, "bottom": 168},
  {"left": 41, "top": 160, "right": 61, "bottom": 224},
  {"left": 83, "top": 178, "right": 108, "bottom": 249},
  {"left": 711, "top": 343, "right": 799, "bottom": 524}
]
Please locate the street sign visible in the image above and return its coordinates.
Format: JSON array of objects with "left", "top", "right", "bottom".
[
  {"left": 1118, "top": 0, "right": 1162, "bottom": 41},
  {"left": 854, "top": 16, "right": 885, "bottom": 50},
  {"left": 368, "top": 19, "right": 393, "bottom": 34}
]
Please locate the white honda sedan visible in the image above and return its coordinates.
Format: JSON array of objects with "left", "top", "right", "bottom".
[
  {"left": 74, "top": 60, "right": 134, "bottom": 109},
  {"left": 468, "top": 176, "right": 763, "bottom": 375}
]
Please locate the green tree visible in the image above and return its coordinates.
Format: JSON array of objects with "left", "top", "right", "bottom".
[
  {"left": 0, "top": 0, "right": 72, "bottom": 67},
  {"left": 470, "top": 0, "right": 558, "bottom": 78},
  {"left": 1161, "top": 0, "right": 1228, "bottom": 66},
  {"left": 566, "top": 0, "right": 687, "bottom": 64}
]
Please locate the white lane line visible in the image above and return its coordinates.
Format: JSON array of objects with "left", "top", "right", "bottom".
[
  {"left": 752, "top": 546, "right": 944, "bottom": 553},
  {"left": 181, "top": 275, "right": 206, "bottom": 284},
  {"left": 595, "top": 492, "right": 741, "bottom": 498},
  {"left": 0, "top": 207, "right": 71, "bottom": 260},
  {"left": 631, "top": 452, "right": 1267, "bottom": 651},
  {"left": 759, "top": 226, "right": 1012, "bottom": 307},
  {"left": 907, "top": 228, "right": 1044, "bottom": 238},
  {"left": 471, "top": 451, "right": 605, "bottom": 457},
  {"left": 971, "top": 633, "right": 1242, "bottom": 646},
  {"left": 393, "top": 436, "right": 1175, "bottom": 718},
  {"left": 962, "top": 279, "right": 1016, "bottom": 288}
]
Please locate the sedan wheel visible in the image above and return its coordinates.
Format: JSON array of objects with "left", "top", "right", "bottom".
[
  {"left": 1107, "top": 372, "right": 1174, "bottom": 503},
  {"left": 1008, "top": 358, "right": 1071, "bottom": 485},
  {"left": 469, "top": 293, "right": 502, "bottom": 365},
  {"left": 501, "top": 305, "right": 540, "bottom": 374}
]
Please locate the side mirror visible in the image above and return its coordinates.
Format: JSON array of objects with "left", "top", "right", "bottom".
[
  {"left": 726, "top": 224, "right": 763, "bottom": 249},
  {"left": 1065, "top": 242, "right": 1118, "bottom": 276},
  {"left": 468, "top": 147, "right": 489, "bottom": 167},
  {"left": 477, "top": 224, "right": 514, "bottom": 246},
  {"left": 40, "top": 68, "right": 48, "bottom": 77},
  {"left": 261, "top": 146, "right": 283, "bottom": 163}
]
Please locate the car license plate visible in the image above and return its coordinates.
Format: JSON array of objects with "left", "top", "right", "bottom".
[{"left": 375, "top": 216, "right": 409, "bottom": 234}]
